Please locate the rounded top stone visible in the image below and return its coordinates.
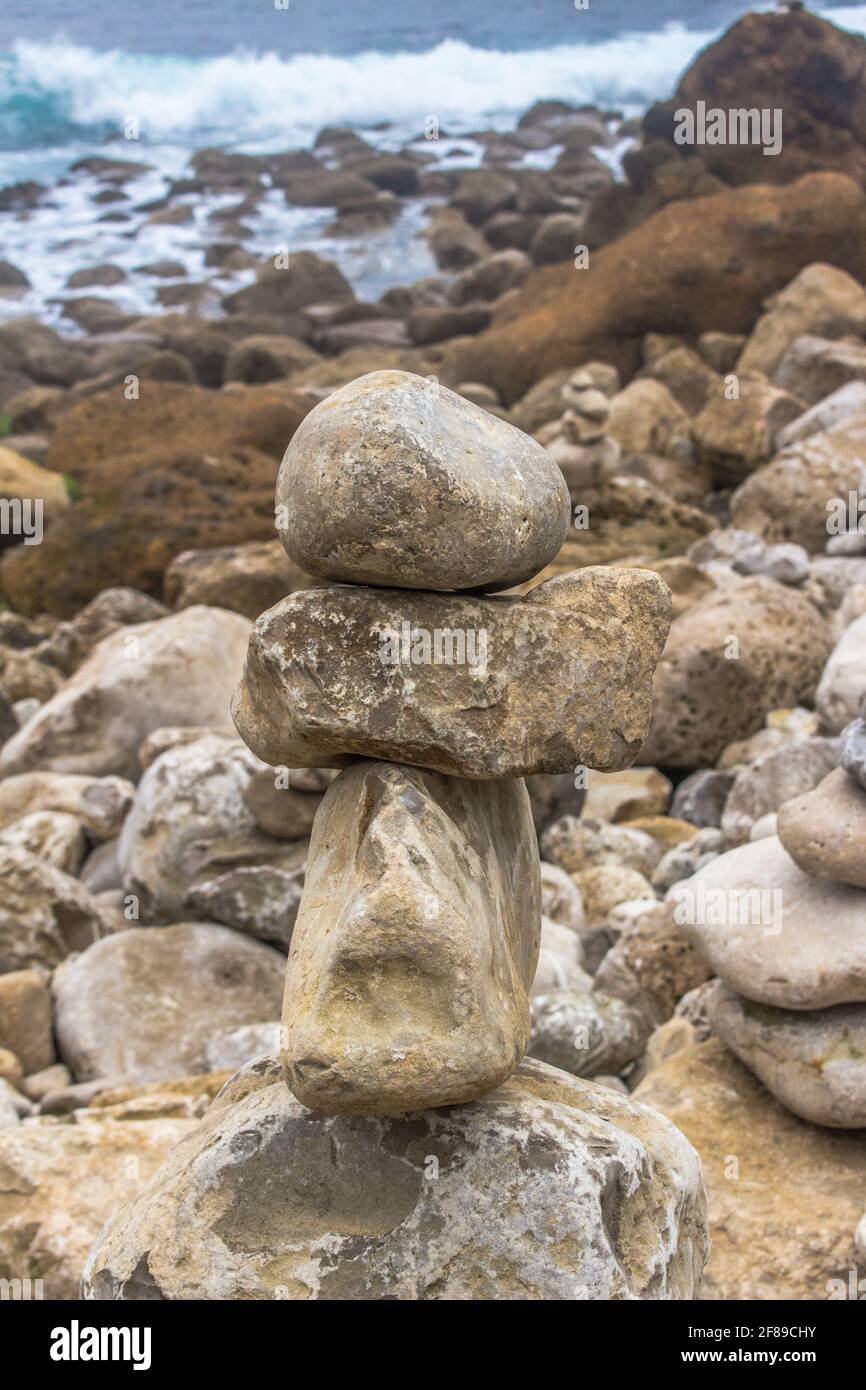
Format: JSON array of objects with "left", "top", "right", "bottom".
[{"left": 276, "top": 369, "right": 571, "bottom": 592}]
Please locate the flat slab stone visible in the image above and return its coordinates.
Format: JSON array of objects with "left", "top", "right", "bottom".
[
  {"left": 82, "top": 1054, "right": 708, "bottom": 1301},
  {"left": 276, "top": 369, "right": 571, "bottom": 592},
  {"left": 281, "top": 760, "right": 540, "bottom": 1114},
  {"left": 232, "top": 567, "right": 671, "bottom": 779},
  {"left": 708, "top": 980, "right": 866, "bottom": 1128},
  {"left": 674, "top": 836, "right": 866, "bottom": 1009}
]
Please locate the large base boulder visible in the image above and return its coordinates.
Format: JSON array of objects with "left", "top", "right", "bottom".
[{"left": 82, "top": 1055, "right": 708, "bottom": 1301}]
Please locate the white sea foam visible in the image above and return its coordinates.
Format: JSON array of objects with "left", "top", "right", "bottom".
[{"left": 5, "top": 28, "right": 721, "bottom": 151}]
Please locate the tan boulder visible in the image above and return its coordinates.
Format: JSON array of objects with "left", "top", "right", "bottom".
[
  {"left": 606, "top": 379, "right": 691, "bottom": 459},
  {"left": 0, "top": 969, "right": 54, "bottom": 1073},
  {"left": 594, "top": 899, "right": 713, "bottom": 1026},
  {"left": 0, "top": 847, "right": 116, "bottom": 975},
  {"left": 0, "top": 810, "right": 86, "bottom": 874},
  {"left": 0, "top": 444, "right": 69, "bottom": 509},
  {"left": 729, "top": 417, "right": 866, "bottom": 553},
  {"left": 574, "top": 864, "right": 655, "bottom": 925},
  {"left": 281, "top": 761, "right": 540, "bottom": 1114},
  {"left": 738, "top": 263, "right": 866, "bottom": 378},
  {"left": 635, "top": 1038, "right": 866, "bottom": 1300},
  {"left": 691, "top": 377, "right": 803, "bottom": 484},
  {"left": 232, "top": 567, "right": 671, "bottom": 779},
  {"left": 642, "top": 578, "right": 832, "bottom": 768},
  {"left": 164, "top": 539, "right": 315, "bottom": 619},
  {"left": 582, "top": 767, "right": 672, "bottom": 823},
  {"left": 0, "top": 771, "right": 133, "bottom": 838},
  {"left": 563, "top": 477, "right": 713, "bottom": 568}
]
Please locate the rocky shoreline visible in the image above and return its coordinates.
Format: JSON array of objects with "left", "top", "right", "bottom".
[{"left": 1, "top": 6, "right": 866, "bottom": 1302}]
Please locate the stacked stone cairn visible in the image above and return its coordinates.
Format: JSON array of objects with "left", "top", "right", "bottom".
[
  {"left": 84, "top": 370, "right": 710, "bottom": 1301},
  {"left": 680, "top": 699, "right": 866, "bottom": 1129}
]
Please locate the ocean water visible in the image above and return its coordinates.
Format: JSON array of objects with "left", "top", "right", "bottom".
[{"left": 2, "top": 0, "right": 866, "bottom": 326}]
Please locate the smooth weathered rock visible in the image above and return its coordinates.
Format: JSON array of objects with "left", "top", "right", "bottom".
[
  {"left": 623, "top": 815, "right": 698, "bottom": 854},
  {"left": 82, "top": 1053, "right": 707, "bottom": 1301},
  {"left": 692, "top": 378, "right": 803, "bottom": 484},
  {"left": 79, "top": 838, "right": 122, "bottom": 893},
  {"left": 777, "top": 766, "right": 866, "bottom": 888},
  {"left": 720, "top": 737, "right": 840, "bottom": 847},
  {"left": 841, "top": 715, "right": 866, "bottom": 792},
  {"left": 52, "top": 923, "right": 285, "bottom": 1084},
  {"left": 21, "top": 1063, "right": 71, "bottom": 1102},
  {"left": 233, "top": 568, "right": 671, "bottom": 779},
  {"left": 729, "top": 418, "right": 866, "bottom": 553},
  {"left": 0, "top": 607, "right": 251, "bottom": 780},
  {"left": 540, "top": 862, "right": 585, "bottom": 932},
  {"left": 0, "top": 771, "right": 134, "bottom": 838},
  {"left": 652, "top": 828, "right": 723, "bottom": 894},
  {"left": 116, "top": 733, "right": 303, "bottom": 924},
  {"left": 574, "top": 864, "right": 656, "bottom": 925},
  {"left": 276, "top": 370, "right": 570, "bottom": 592},
  {"left": 817, "top": 614, "right": 866, "bottom": 733},
  {"left": 606, "top": 379, "right": 691, "bottom": 460},
  {"left": 36, "top": 588, "right": 169, "bottom": 677},
  {"left": 281, "top": 760, "right": 540, "bottom": 1114},
  {"left": 671, "top": 768, "right": 735, "bottom": 828},
  {"left": 0, "top": 1108, "right": 196, "bottom": 1299},
  {"left": 635, "top": 1038, "right": 866, "bottom": 1300},
  {"left": 0, "top": 848, "right": 115, "bottom": 975},
  {"left": 776, "top": 381, "right": 866, "bottom": 449},
  {"left": 641, "top": 578, "right": 831, "bottom": 768},
  {"left": 708, "top": 981, "right": 866, "bottom": 1128},
  {"left": 0, "top": 969, "right": 54, "bottom": 1072},
  {"left": 243, "top": 764, "right": 331, "bottom": 839},
  {"left": 204, "top": 1022, "right": 282, "bottom": 1073},
  {"left": 532, "top": 919, "right": 591, "bottom": 998},
  {"left": 775, "top": 334, "right": 866, "bottom": 407},
  {"left": 675, "top": 836, "right": 866, "bottom": 1009},
  {"left": 528, "top": 991, "right": 649, "bottom": 1077},
  {"left": 184, "top": 864, "right": 305, "bottom": 951}
]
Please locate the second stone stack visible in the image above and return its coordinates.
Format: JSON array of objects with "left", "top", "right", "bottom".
[{"left": 232, "top": 369, "right": 672, "bottom": 1116}]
